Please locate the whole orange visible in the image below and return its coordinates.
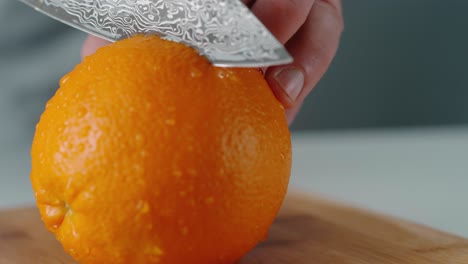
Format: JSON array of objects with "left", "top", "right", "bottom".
[{"left": 30, "top": 35, "right": 291, "bottom": 264}]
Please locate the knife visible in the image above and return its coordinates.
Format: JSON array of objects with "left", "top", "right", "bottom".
[{"left": 17, "top": 0, "right": 293, "bottom": 68}]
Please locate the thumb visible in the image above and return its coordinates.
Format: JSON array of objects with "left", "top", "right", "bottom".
[
  {"left": 81, "top": 35, "right": 111, "bottom": 59},
  {"left": 265, "top": 0, "right": 344, "bottom": 123}
]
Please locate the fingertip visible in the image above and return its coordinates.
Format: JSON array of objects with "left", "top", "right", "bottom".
[
  {"left": 320, "top": 0, "right": 343, "bottom": 17},
  {"left": 242, "top": 0, "right": 256, "bottom": 8},
  {"left": 268, "top": 0, "right": 343, "bottom": 111},
  {"left": 81, "top": 35, "right": 111, "bottom": 59},
  {"left": 285, "top": 104, "right": 302, "bottom": 126},
  {"left": 265, "top": 66, "right": 305, "bottom": 109}
]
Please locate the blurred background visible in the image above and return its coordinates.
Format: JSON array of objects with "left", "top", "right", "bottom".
[
  {"left": 1, "top": 1, "right": 467, "bottom": 236},
  {"left": 3, "top": 1, "right": 468, "bottom": 138},
  {"left": 294, "top": 0, "right": 468, "bottom": 130}
]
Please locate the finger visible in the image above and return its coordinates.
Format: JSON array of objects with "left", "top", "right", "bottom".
[
  {"left": 265, "top": 0, "right": 344, "bottom": 121},
  {"left": 323, "top": 0, "right": 343, "bottom": 14},
  {"left": 241, "top": 0, "right": 256, "bottom": 8},
  {"left": 285, "top": 103, "right": 302, "bottom": 126},
  {"left": 251, "top": 0, "right": 315, "bottom": 44},
  {"left": 81, "top": 35, "right": 111, "bottom": 59}
]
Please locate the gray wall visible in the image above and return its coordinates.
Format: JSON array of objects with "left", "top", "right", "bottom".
[
  {"left": 0, "top": 1, "right": 85, "bottom": 148},
  {"left": 292, "top": 0, "right": 468, "bottom": 131},
  {"left": 2, "top": 0, "right": 468, "bottom": 139}
]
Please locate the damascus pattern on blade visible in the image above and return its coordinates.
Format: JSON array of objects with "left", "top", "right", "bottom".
[{"left": 43, "top": 0, "right": 290, "bottom": 66}]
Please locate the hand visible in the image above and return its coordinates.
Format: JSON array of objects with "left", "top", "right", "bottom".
[{"left": 82, "top": 0, "right": 344, "bottom": 125}]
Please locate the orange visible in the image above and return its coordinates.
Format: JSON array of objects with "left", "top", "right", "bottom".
[{"left": 30, "top": 35, "right": 292, "bottom": 264}]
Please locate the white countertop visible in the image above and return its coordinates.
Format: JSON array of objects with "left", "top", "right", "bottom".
[{"left": 1, "top": 126, "right": 467, "bottom": 238}]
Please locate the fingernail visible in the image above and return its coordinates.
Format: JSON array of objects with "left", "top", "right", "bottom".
[{"left": 274, "top": 68, "right": 305, "bottom": 102}]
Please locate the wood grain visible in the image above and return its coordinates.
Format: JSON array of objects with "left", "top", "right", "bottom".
[{"left": 1, "top": 192, "right": 468, "bottom": 263}]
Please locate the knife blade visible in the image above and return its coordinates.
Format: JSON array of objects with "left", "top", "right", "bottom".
[{"left": 17, "top": 0, "right": 293, "bottom": 68}]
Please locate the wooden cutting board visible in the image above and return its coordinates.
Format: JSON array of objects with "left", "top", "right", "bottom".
[{"left": 1, "top": 192, "right": 468, "bottom": 264}]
